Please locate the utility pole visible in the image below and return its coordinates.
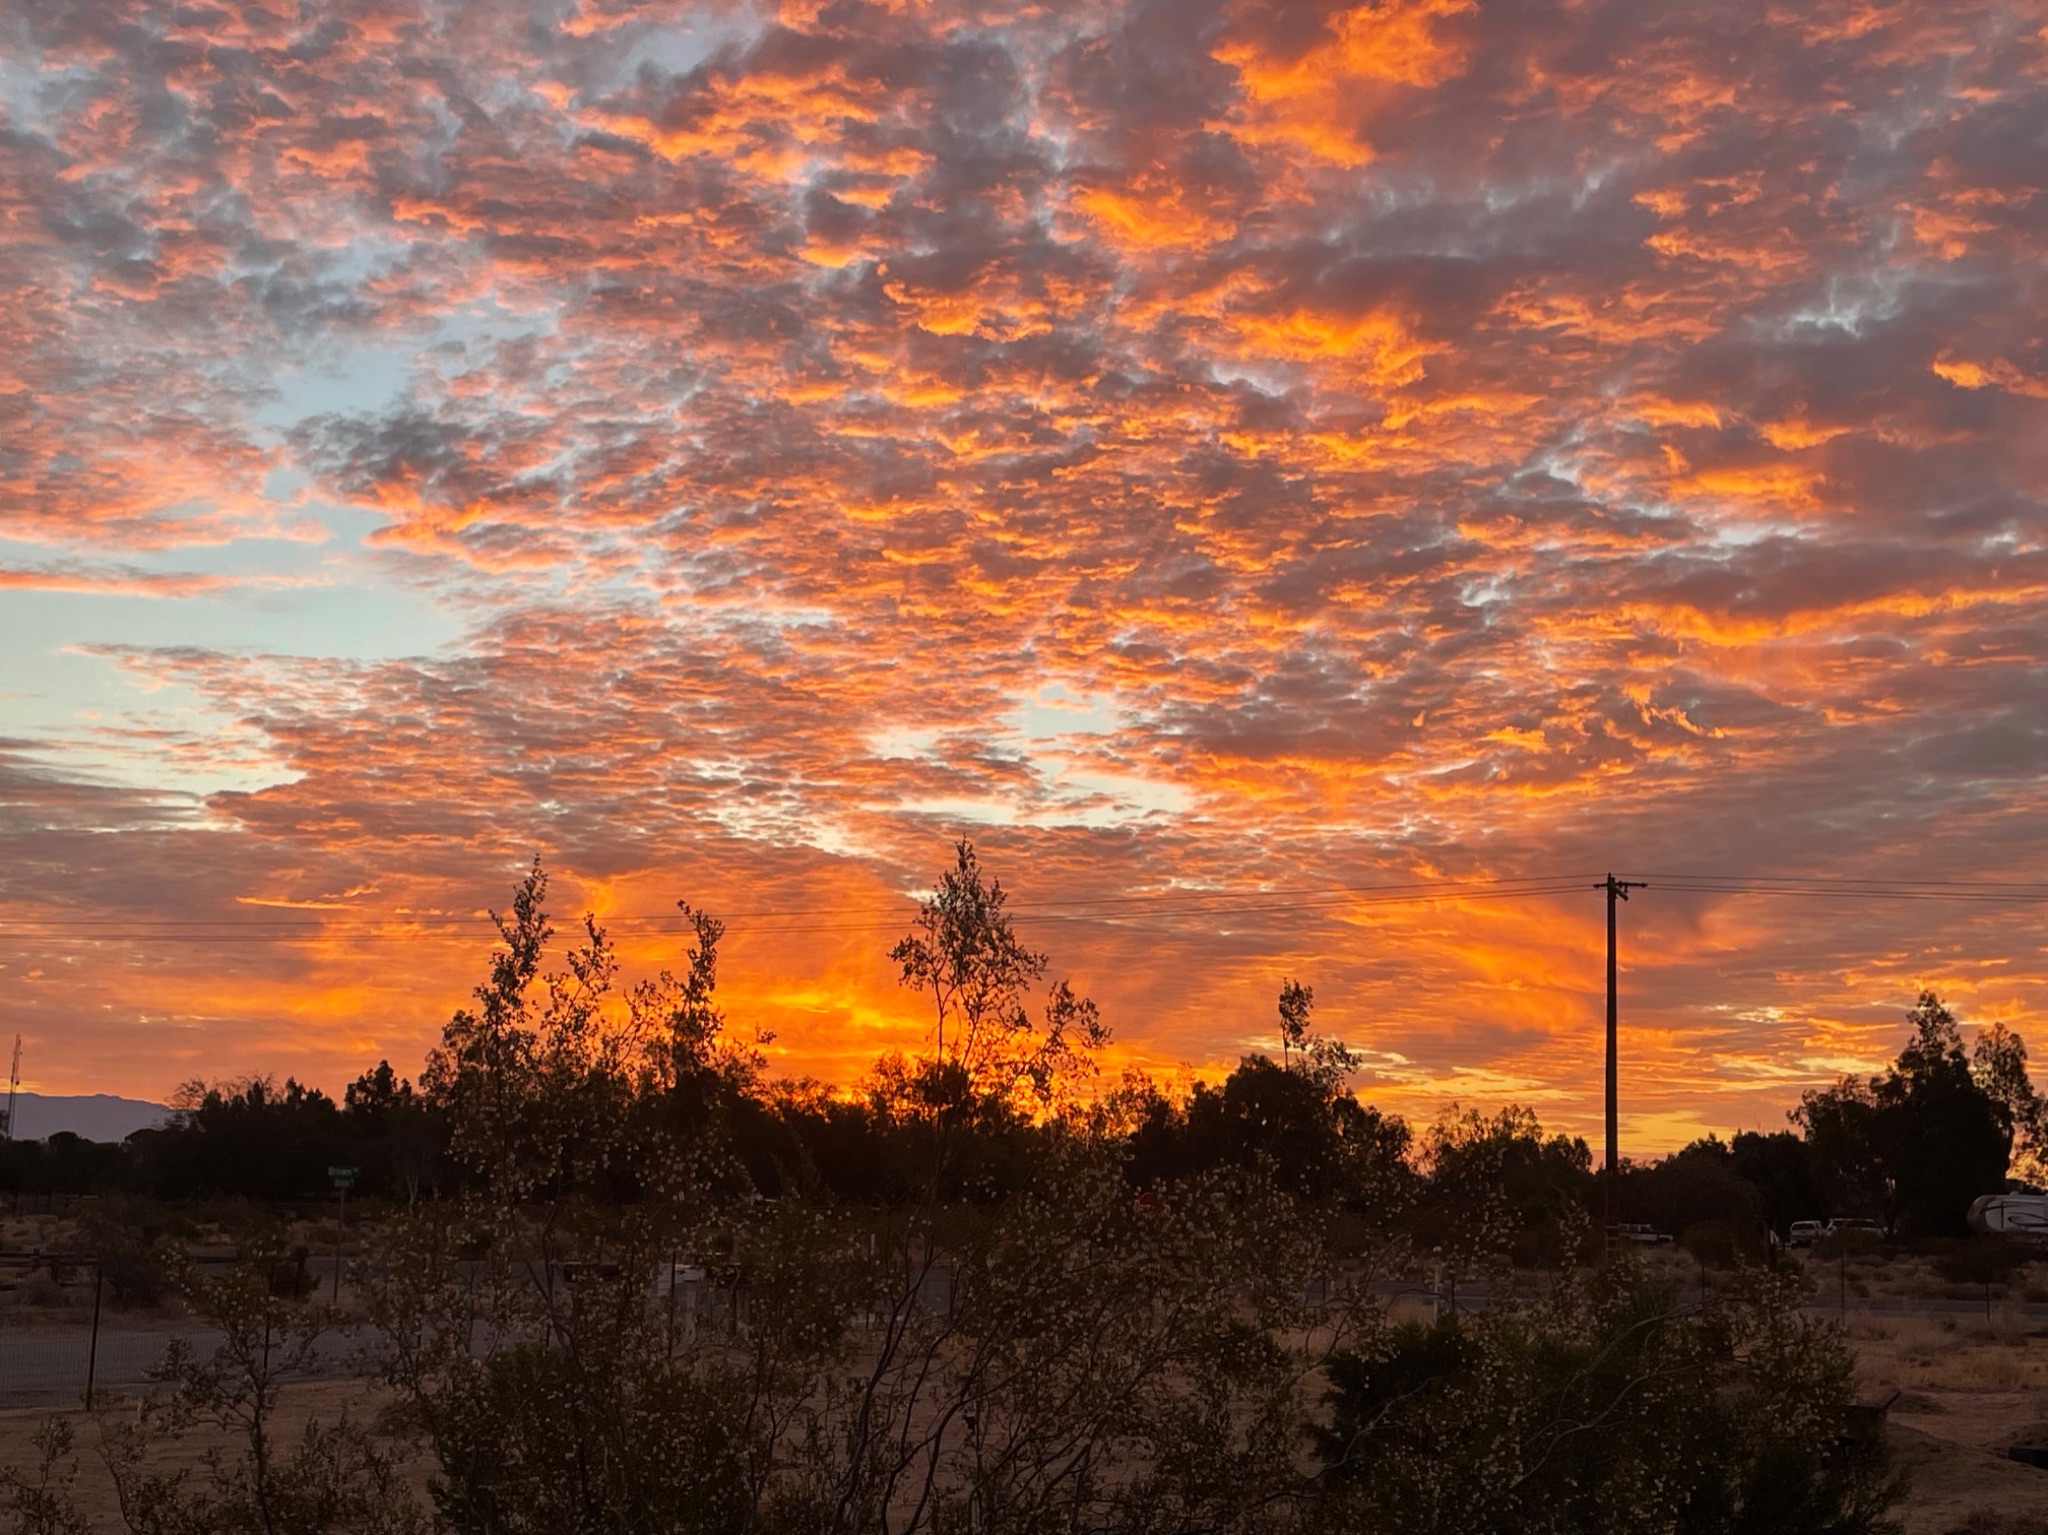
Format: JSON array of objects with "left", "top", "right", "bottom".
[
  {"left": 1601, "top": 875, "right": 1645, "bottom": 1250},
  {"left": 3, "top": 1036, "right": 19, "bottom": 1142},
  {"left": 85, "top": 1259, "right": 104, "bottom": 1410}
]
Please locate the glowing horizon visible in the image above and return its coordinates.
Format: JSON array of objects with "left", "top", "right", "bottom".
[{"left": 4, "top": 0, "right": 2047, "bottom": 1151}]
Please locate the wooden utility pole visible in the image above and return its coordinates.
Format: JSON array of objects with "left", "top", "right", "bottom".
[
  {"left": 3, "top": 1036, "right": 19, "bottom": 1142},
  {"left": 1602, "top": 875, "right": 1645, "bottom": 1249},
  {"left": 85, "top": 1260, "right": 104, "bottom": 1410}
]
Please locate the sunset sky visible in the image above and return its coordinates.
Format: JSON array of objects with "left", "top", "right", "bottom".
[{"left": 4, "top": 0, "right": 2047, "bottom": 1151}]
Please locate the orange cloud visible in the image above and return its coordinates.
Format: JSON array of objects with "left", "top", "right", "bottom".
[{"left": 2, "top": 0, "right": 2047, "bottom": 1158}]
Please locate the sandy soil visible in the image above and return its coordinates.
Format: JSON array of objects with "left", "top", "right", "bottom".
[
  {"left": 6, "top": 1320, "right": 2048, "bottom": 1533},
  {"left": 1886, "top": 1426, "right": 2048, "bottom": 1535},
  {"left": 0, "top": 1381, "right": 434, "bottom": 1531},
  {"left": 1848, "top": 1315, "right": 2048, "bottom": 1534}
]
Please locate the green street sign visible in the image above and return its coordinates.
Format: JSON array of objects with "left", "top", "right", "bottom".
[{"left": 328, "top": 1165, "right": 360, "bottom": 1188}]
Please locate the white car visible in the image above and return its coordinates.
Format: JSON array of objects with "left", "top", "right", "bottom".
[
  {"left": 1618, "top": 1223, "right": 1671, "bottom": 1245},
  {"left": 1787, "top": 1220, "right": 1825, "bottom": 1247}
]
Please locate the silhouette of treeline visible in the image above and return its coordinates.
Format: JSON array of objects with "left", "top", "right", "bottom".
[
  {"left": 5, "top": 866, "right": 2041, "bottom": 1253},
  {"left": 6, "top": 845, "right": 1913, "bottom": 1535}
]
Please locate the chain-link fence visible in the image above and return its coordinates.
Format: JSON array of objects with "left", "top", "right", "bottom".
[
  {"left": 0, "top": 1321, "right": 377, "bottom": 1407},
  {"left": 0, "top": 1250, "right": 376, "bottom": 1406},
  {"left": 0, "top": 1324, "right": 218, "bottom": 1406}
]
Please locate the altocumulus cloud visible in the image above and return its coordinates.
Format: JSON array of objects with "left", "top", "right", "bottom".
[{"left": 1, "top": 0, "right": 2046, "bottom": 1148}]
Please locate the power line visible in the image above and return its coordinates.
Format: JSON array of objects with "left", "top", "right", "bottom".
[
  {"left": 0, "top": 871, "right": 1595, "bottom": 930},
  {"left": 0, "top": 879, "right": 1602, "bottom": 943},
  {"left": 1639, "top": 878, "right": 2048, "bottom": 903},
  {"left": 1639, "top": 871, "right": 2048, "bottom": 891},
  {"left": 0, "top": 873, "right": 1592, "bottom": 929}
]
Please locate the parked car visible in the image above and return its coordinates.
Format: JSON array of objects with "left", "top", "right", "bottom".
[
  {"left": 1618, "top": 1223, "right": 1672, "bottom": 1245},
  {"left": 1787, "top": 1220, "right": 1825, "bottom": 1248},
  {"left": 1826, "top": 1218, "right": 1886, "bottom": 1240}
]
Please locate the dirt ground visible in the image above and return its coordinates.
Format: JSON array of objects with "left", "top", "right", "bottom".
[
  {"left": 0, "top": 1381, "right": 435, "bottom": 1530},
  {"left": 5, "top": 1321, "right": 2048, "bottom": 1533},
  {"left": 1849, "top": 1314, "right": 2048, "bottom": 1534}
]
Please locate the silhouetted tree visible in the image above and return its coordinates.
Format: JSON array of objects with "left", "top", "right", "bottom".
[
  {"left": 101, "top": 1229, "right": 424, "bottom": 1534},
  {"left": 1728, "top": 1130, "right": 1825, "bottom": 1234},
  {"left": 1874, "top": 993, "right": 2011, "bottom": 1234},
  {"left": 344, "top": 1060, "right": 446, "bottom": 1207},
  {"left": 1412, "top": 1106, "right": 1594, "bottom": 1270},
  {"left": 1790, "top": 1076, "right": 1887, "bottom": 1222},
  {"left": 1619, "top": 1136, "right": 1763, "bottom": 1260},
  {"left": 1795, "top": 992, "right": 2021, "bottom": 1235},
  {"left": 0, "top": 1128, "right": 134, "bottom": 1197},
  {"left": 145, "top": 1076, "right": 354, "bottom": 1202},
  {"left": 369, "top": 856, "right": 1362, "bottom": 1535},
  {"left": 1127, "top": 983, "right": 1410, "bottom": 1211},
  {"left": 888, "top": 839, "right": 1107, "bottom": 1114},
  {"left": 1972, "top": 1019, "right": 2046, "bottom": 1184}
]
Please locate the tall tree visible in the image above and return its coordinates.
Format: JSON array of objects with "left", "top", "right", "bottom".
[
  {"left": 1795, "top": 992, "right": 2014, "bottom": 1234},
  {"left": 1873, "top": 993, "right": 2010, "bottom": 1235},
  {"left": 888, "top": 839, "right": 1107, "bottom": 1111},
  {"left": 1729, "top": 1130, "right": 1826, "bottom": 1234},
  {"left": 1972, "top": 1019, "right": 2045, "bottom": 1184}
]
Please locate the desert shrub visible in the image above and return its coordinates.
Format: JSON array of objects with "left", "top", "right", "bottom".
[
  {"left": 99, "top": 1236, "right": 425, "bottom": 1535},
  {"left": 423, "top": 1340, "right": 751, "bottom": 1535},
  {"left": 1314, "top": 1262, "right": 1900, "bottom": 1535},
  {"left": 265, "top": 1247, "right": 315, "bottom": 1301},
  {"left": 106, "top": 1254, "right": 169, "bottom": 1308},
  {"left": 1930, "top": 1234, "right": 2031, "bottom": 1287},
  {"left": 1681, "top": 1217, "right": 1761, "bottom": 1269},
  {"left": 0, "top": 1418, "right": 89, "bottom": 1535}
]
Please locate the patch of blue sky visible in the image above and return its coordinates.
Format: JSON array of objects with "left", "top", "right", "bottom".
[
  {"left": 708, "top": 796, "right": 862, "bottom": 858},
  {"left": 254, "top": 288, "right": 564, "bottom": 435},
  {"left": 1007, "top": 689, "right": 1193, "bottom": 824},
  {"left": 868, "top": 724, "right": 945, "bottom": 761},
  {"left": 0, "top": 55, "right": 95, "bottom": 138},
  {"left": 726, "top": 602, "right": 840, "bottom": 632},
  {"left": 0, "top": 636, "right": 289, "bottom": 803},
  {"left": 1034, "top": 766, "right": 1191, "bottom": 823},
  {"left": 1009, "top": 682, "right": 1120, "bottom": 742},
  {"left": 1457, "top": 574, "right": 1511, "bottom": 609},
  {"left": 615, "top": 6, "right": 765, "bottom": 81},
  {"left": 876, "top": 796, "right": 1019, "bottom": 828},
  {"left": 0, "top": 525, "right": 464, "bottom": 799},
  {"left": 864, "top": 692, "right": 1184, "bottom": 829},
  {"left": 1705, "top": 518, "right": 1798, "bottom": 548},
  {"left": 254, "top": 341, "right": 421, "bottom": 432},
  {"left": 0, "top": 525, "right": 461, "bottom": 656},
  {"left": 528, "top": 5, "right": 768, "bottom": 128}
]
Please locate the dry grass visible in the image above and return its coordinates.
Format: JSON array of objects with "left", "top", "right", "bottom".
[
  {"left": 1849, "top": 1314, "right": 2048, "bottom": 1397},
  {"left": 0, "top": 1379, "right": 432, "bottom": 1531},
  {"left": 1843, "top": 1319, "right": 2048, "bottom": 1535}
]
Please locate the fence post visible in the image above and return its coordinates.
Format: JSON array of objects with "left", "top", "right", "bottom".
[{"left": 84, "top": 1260, "right": 104, "bottom": 1410}]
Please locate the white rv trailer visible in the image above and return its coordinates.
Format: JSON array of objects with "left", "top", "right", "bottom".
[{"left": 1967, "top": 1194, "right": 2048, "bottom": 1238}]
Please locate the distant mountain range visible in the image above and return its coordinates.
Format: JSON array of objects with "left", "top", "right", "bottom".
[{"left": 3, "top": 1092, "right": 169, "bottom": 1144}]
